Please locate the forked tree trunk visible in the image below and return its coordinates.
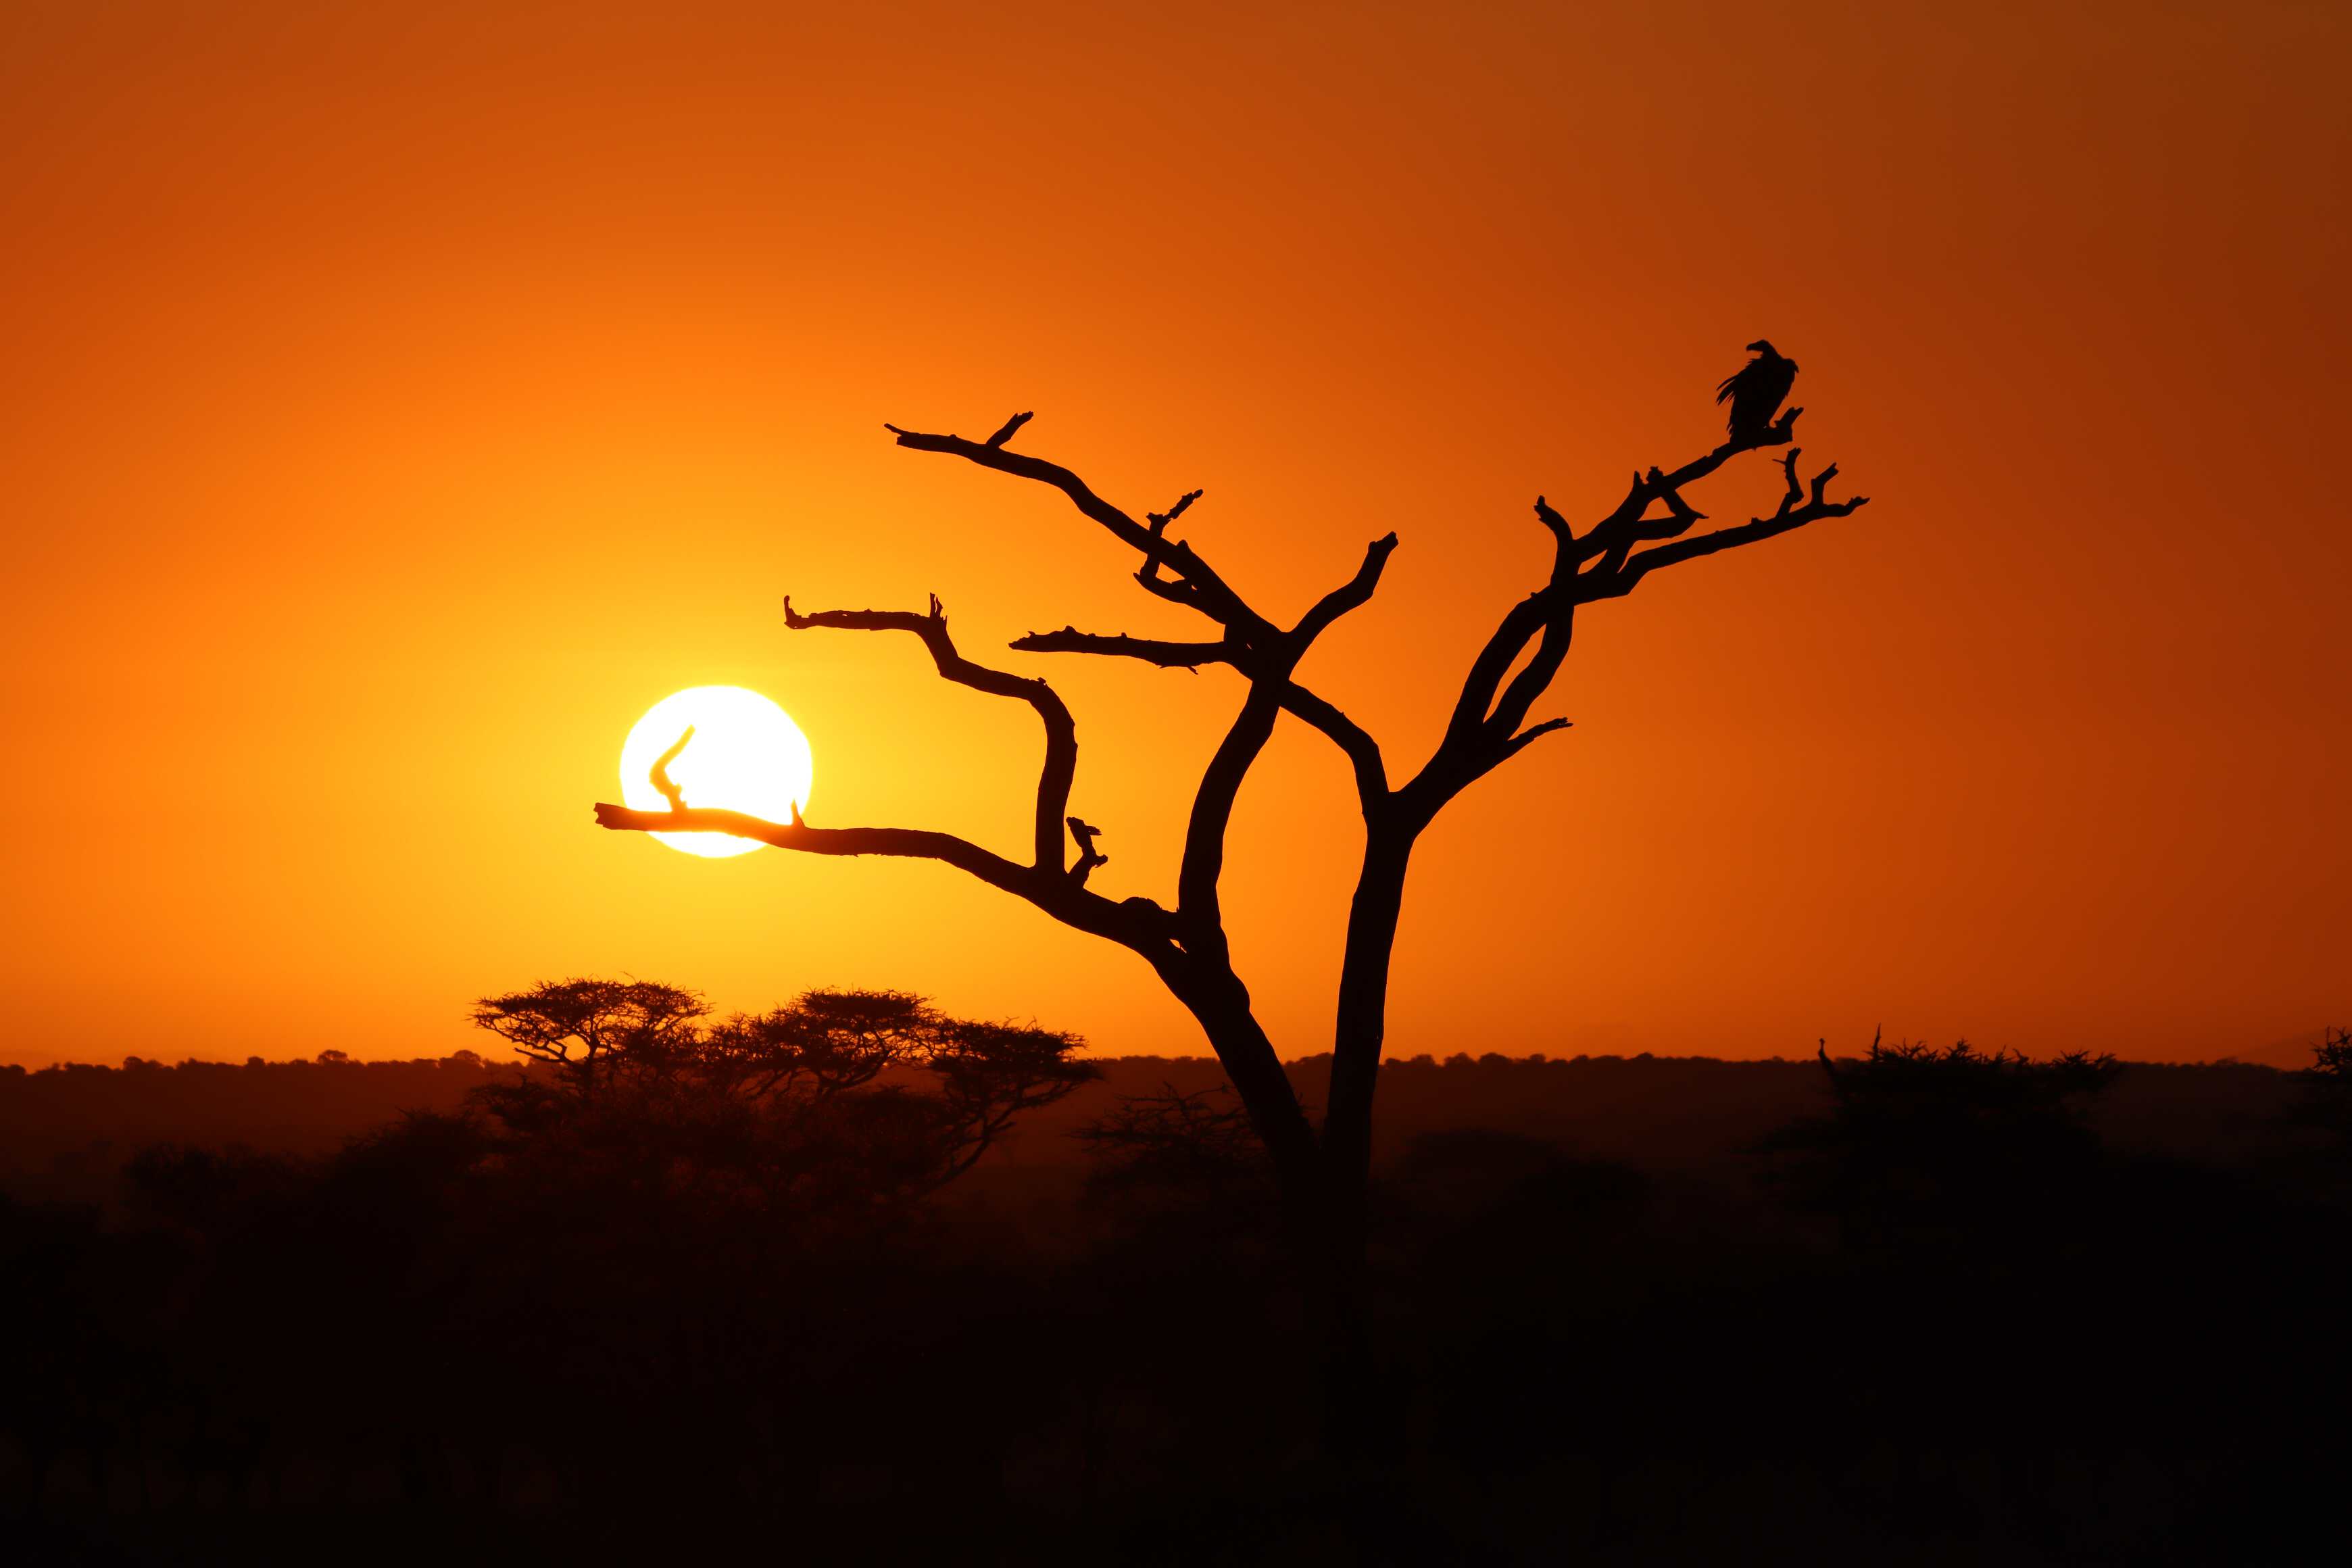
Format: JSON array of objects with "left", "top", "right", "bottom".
[{"left": 1165, "top": 833, "right": 1418, "bottom": 1466}]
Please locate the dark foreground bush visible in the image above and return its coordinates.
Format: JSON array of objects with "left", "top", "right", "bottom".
[{"left": 5, "top": 1026, "right": 2350, "bottom": 1565}]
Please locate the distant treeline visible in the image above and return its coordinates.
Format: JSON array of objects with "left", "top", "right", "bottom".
[{"left": 0, "top": 1047, "right": 2308, "bottom": 1208}]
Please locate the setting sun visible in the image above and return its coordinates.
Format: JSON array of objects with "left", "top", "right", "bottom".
[{"left": 618, "top": 687, "right": 813, "bottom": 859}]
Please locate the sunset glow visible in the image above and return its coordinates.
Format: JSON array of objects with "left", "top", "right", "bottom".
[{"left": 0, "top": 2, "right": 2341, "bottom": 1069}]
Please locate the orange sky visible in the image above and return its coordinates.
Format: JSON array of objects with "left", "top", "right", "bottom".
[{"left": 2, "top": 1, "right": 2344, "bottom": 1070}]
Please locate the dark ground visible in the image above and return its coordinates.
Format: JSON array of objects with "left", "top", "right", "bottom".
[{"left": 5, "top": 1048, "right": 2346, "bottom": 1565}]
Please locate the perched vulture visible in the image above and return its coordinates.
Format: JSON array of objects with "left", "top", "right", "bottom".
[{"left": 1716, "top": 339, "right": 1798, "bottom": 442}]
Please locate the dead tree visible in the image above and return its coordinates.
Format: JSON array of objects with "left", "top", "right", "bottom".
[{"left": 593, "top": 350, "right": 1867, "bottom": 1274}]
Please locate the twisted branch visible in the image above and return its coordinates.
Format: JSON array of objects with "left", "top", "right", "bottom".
[
  {"left": 894, "top": 414, "right": 1399, "bottom": 847},
  {"left": 1293, "top": 533, "right": 1400, "bottom": 645},
  {"left": 650, "top": 725, "right": 693, "bottom": 813},
  {"left": 781, "top": 591, "right": 1077, "bottom": 872},
  {"left": 883, "top": 418, "right": 1267, "bottom": 637}
]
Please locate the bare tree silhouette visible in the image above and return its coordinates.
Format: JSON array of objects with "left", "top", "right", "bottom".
[{"left": 593, "top": 346, "right": 1868, "bottom": 1338}]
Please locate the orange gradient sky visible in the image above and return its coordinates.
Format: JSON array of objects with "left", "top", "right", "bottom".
[{"left": 1, "top": 1, "right": 2344, "bottom": 1069}]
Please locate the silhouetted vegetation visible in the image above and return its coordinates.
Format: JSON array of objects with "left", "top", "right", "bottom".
[
  {"left": 5, "top": 1021, "right": 2349, "bottom": 1563},
  {"left": 1079, "top": 1083, "right": 1265, "bottom": 1205},
  {"left": 1766, "top": 1034, "right": 2124, "bottom": 1253},
  {"left": 2294, "top": 1024, "right": 2352, "bottom": 1151},
  {"left": 462, "top": 979, "right": 1099, "bottom": 1207}
]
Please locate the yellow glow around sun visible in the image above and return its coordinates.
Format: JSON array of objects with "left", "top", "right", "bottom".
[{"left": 619, "top": 687, "right": 814, "bottom": 859}]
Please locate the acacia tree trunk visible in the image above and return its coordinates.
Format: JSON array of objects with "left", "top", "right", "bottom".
[
  {"left": 1165, "top": 969, "right": 1321, "bottom": 1206},
  {"left": 1324, "top": 827, "right": 1417, "bottom": 1246},
  {"left": 1315, "top": 828, "right": 1419, "bottom": 1462}
]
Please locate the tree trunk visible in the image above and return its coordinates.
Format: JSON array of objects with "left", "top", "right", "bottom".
[
  {"left": 1159, "top": 830, "right": 1425, "bottom": 1476},
  {"left": 1171, "top": 971, "right": 1321, "bottom": 1211},
  {"left": 1315, "top": 829, "right": 1416, "bottom": 1469},
  {"left": 1322, "top": 829, "right": 1415, "bottom": 1256}
]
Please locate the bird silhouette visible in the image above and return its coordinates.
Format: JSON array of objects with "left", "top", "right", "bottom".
[
  {"left": 1067, "top": 816, "right": 1108, "bottom": 883},
  {"left": 1716, "top": 340, "right": 1797, "bottom": 443}
]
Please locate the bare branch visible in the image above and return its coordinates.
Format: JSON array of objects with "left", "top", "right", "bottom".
[
  {"left": 1008, "top": 624, "right": 1388, "bottom": 804},
  {"left": 1486, "top": 606, "right": 1577, "bottom": 746},
  {"left": 1775, "top": 447, "right": 1805, "bottom": 514},
  {"left": 1177, "top": 685, "right": 1285, "bottom": 948},
  {"left": 1281, "top": 681, "right": 1388, "bottom": 802},
  {"left": 1498, "top": 716, "right": 1572, "bottom": 762},
  {"left": 1411, "top": 595, "right": 1577, "bottom": 808},
  {"left": 1294, "top": 533, "right": 1399, "bottom": 647},
  {"left": 1629, "top": 467, "right": 1707, "bottom": 541},
  {"left": 1533, "top": 495, "right": 1574, "bottom": 547},
  {"left": 591, "top": 804, "right": 1176, "bottom": 955},
  {"left": 1416, "top": 383, "right": 1849, "bottom": 811},
  {"left": 783, "top": 593, "right": 1077, "bottom": 872},
  {"left": 1139, "top": 489, "right": 1202, "bottom": 587},
  {"left": 594, "top": 803, "right": 1025, "bottom": 889},
  {"left": 1609, "top": 450, "right": 1869, "bottom": 593},
  {"left": 888, "top": 415, "right": 1396, "bottom": 813},
  {"left": 884, "top": 418, "right": 1149, "bottom": 550},
  {"left": 1170, "top": 542, "right": 1402, "bottom": 923},
  {"left": 1573, "top": 406, "right": 1805, "bottom": 566},
  {"left": 885, "top": 418, "right": 1267, "bottom": 636},
  {"left": 1434, "top": 589, "right": 1559, "bottom": 761},
  {"left": 650, "top": 725, "right": 693, "bottom": 812},
  {"left": 1011, "top": 628, "right": 1233, "bottom": 668},
  {"left": 1150, "top": 489, "right": 1202, "bottom": 529},
  {"left": 984, "top": 410, "right": 1033, "bottom": 449}
]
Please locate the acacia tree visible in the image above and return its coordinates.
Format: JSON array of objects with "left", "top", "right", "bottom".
[
  {"left": 594, "top": 349, "right": 1867, "bottom": 1271},
  {"left": 469, "top": 981, "right": 1097, "bottom": 1200},
  {"left": 471, "top": 978, "right": 708, "bottom": 1099}
]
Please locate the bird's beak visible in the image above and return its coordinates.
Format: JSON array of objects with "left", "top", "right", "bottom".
[{"left": 1746, "top": 339, "right": 1770, "bottom": 352}]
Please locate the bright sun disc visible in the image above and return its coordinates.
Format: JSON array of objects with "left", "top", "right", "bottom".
[{"left": 620, "top": 686, "right": 814, "bottom": 858}]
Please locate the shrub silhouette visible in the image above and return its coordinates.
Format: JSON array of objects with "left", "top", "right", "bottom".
[
  {"left": 1765, "top": 1034, "right": 2122, "bottom": 1256},
  {"left": 2294, "top": 1025, "right": 2352, "bottom": 1152},
  {"left": 460, "top": 980, "right": 1098, "bottom": 1215},
  {"left": 1077, "top": 1082, "right": 1269, "bottom": 1220}
]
